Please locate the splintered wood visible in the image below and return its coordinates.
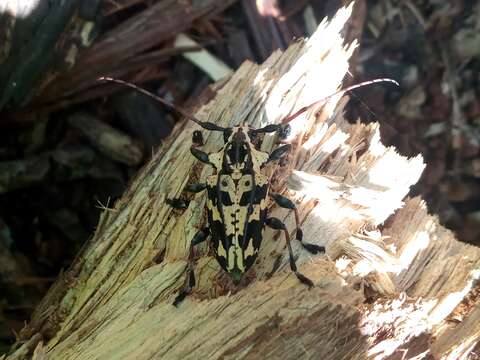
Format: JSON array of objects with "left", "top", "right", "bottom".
[{"left": 8, "top": 4, "right": 480, "bottom": 360}]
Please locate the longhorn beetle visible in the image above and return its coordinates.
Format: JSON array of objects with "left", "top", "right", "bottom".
[{"left": 99, "top": 76, "right": 398, "bottom": 306}]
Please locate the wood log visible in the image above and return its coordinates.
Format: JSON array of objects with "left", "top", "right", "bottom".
[
  {"left": 68, "top": 113, "right": 144, "bottom": 166},
  {"left": 5, "top": 5, "right": 480, "bottom": 360}
]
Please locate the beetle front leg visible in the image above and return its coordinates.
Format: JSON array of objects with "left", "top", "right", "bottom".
[
  {"left": 167, "top": 183, "right": 207, "bottom": 209},
  {"left": 270, "top": 193, "right": 325, "bottom": 254},
  {"left": 265, "top": 217, "right": 314, "bottom": 288},
  {"left": 266, "top": 144, "right": 291, "bottom": 164},
  {"left": 192, "top": 130, "right": 204, "bottom": 147},
  {"left": 249, "top": 124, "right": 290, "bottom": 139},
  {"left": 173, "top": 227, "right": 210, "bottom": 307}
]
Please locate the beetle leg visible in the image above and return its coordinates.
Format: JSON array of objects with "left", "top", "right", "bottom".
[
  {"left": 190, "top": 147, "right": 211, "bottom": 164},
  {"left": 267, "top": 144, "right": 291, "bottom": 163},
  {"left": 270, "top": 193, "right": 325, "bottom": 254},
  {"left": 173, "top": 227, "right": 210, "bottom": 307},
  {"left": 184, "top": 183, "right": 207, "bottom": 193},
  {"left": 265, "top": 217, "right": 314, "bottom": 288},
  {"left": 249, "top": 123, "right": 290, "bottom": 138},
  {"left": 192, "top": 130, "right": 204, "bottom": 147},
  {"left": 166, "top": 198, "right": 189, "bottom": 209},
  {"left": 167, "top": 183, "right": 207, "bottom": 209}
]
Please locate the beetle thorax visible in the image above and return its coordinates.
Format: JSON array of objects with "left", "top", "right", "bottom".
[{"left": 223, "top": 126, "right": 252, "bottom": 173}]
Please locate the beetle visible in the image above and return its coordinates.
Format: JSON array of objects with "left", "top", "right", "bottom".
[{"left": 99, "top": 76, "right": 398, "bottom": 306}]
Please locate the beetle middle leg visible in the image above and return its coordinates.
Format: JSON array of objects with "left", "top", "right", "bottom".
[
  {"left": 190, "top": 147, "right": 211, "bottom": 164},
  {"left": 173, "top": 227, "right": 210, "bottom": 306},
  {"left": 265, "top": 217, "right": 314, "bottom": 288},
  {"left": 270, "top": 193, "right": 325, "bottom": 254},
  {"left": 167, "top": 183, "right": 207, "bottom": 209}
]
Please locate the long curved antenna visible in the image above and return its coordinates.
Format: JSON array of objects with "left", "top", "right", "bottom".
[
  {"left": 98, "top": 76, "right": 227, "bottom": 132},
  {"left": 281, "top": 78, "right": 400, "bottom": 124}
]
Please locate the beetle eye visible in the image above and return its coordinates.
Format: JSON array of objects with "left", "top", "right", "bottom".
[
  {"left": 223, "top": 129, "right": 232, "bottom": 143},
  {"left": 278, "top": 124, "right": 291, "bottom": 139}
]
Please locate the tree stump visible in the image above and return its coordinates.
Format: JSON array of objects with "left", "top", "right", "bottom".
[{"left": 5, "top": 5, "right": 480, "bottom": 360}]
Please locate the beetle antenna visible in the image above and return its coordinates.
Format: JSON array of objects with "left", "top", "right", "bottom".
[
  {"left": 98, "top": 76, "right": 227, "bottom": 132},
  {"left": 282, "top": 78, "right": 399, "bottom": 124}
]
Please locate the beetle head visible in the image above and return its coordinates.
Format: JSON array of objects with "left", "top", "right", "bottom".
[{"left": 222, "top": 126, "right": 253, "bottom": 172}]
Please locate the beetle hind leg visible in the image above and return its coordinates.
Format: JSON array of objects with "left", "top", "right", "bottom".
[
  {"left": 265, "top": 217, "right": 314, "bottom": 288},
  {"left": 270, "top": 193, "right": 325, "bottom": 254},
  {"left": 173, "top": 227, "right": 209, "bottom": 307}
]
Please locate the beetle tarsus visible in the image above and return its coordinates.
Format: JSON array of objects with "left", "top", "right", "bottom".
[
  {"left": 192, "top": 130, "right": 204, "bottom": 146},
  {"left": 271, "top": 193, "right": 325, "bottom": 255},
  {"left": 266, "top": 217, "right": 315, "bottom": 288},
  {"left": 295, "top": 271, "right": 314, "bottom": 288},
  {"left": 173, "top": 227, "right": 209, "bottom": 307},
  {"left": 296, "top": 228, "right": 303, "bottom": 240},
  {"left": 301, "top": 242, "right": 325, "bottom": 254},
  {"left": 173, "top": 291, "right": 188, "bottom": 307}
]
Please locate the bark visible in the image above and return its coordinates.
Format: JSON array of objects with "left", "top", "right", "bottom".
[
  {"left": 5, "top": 4, "right": 480, "bottom": 360},
  {"left": 28, "top": 0, "right": 236, "bottom": 114},
  {"left": 0, "top": 147, "right": 96, "bottom": 193},
  {"left": 0, "top": 0, "right": 236, "bottom": 121},
  {"left": 0, "top": 0, "right": 94, "bottom": 112},
  {"left": 68, "top": 113, "right": 144, "bottom": 166}
]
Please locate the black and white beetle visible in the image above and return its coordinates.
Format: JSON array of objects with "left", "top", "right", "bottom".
[{"left": 99, "top": 76, "right": 398, "bottom": 306}]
